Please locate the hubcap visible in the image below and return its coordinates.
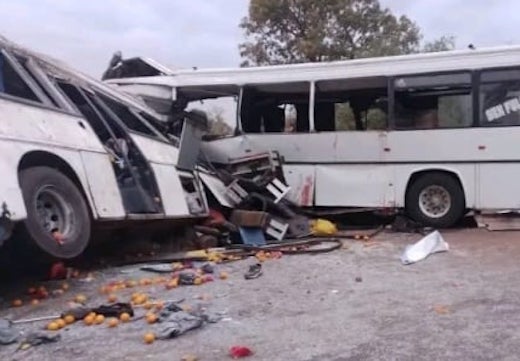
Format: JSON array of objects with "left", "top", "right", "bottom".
[
  {"left": 34, "top": 186, "right": 74, "bottom": 242},
  {"left": 418, "top": 185, "right": 451, "bottom": 219}
]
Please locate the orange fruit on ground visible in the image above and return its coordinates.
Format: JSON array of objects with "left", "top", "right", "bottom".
[
  {"left": 107, "top": 318, "right": 119, "bottom": 328},
  {"left": 12, "top": 299, "right": 23, "bottom": 307},
  {"left": 154, "top": 301, "right": 165, "bottom": 311},
  {"left": 165, "top": 279, "right": 178, "bottom": 290},
  {"left": 107, "top": 294, "right": 118, "bottom": 303},
  {"left": 83, "top": 314, "right": 95, "bottom": 326},
  {"left": 143, "top": 332, "right": 156, "bottom": 344},
  {"left": 28, "top": 287, "right": 37, "bottom": 295},
  {"left": 64, "top": 315, "right": 75, "bottom": 324},
  {"left": 140, "top": 278, "right": 152, "bottom": 286},
  {"left": 61, "top": 282, "right": 70, "bottom": 291},
  {"left": 145, "top": 313, "right": 157, "bottom": 324},
  {"left": 56, "top": 319, "right": 66, "bottom": 329},
  {"left": 94, "top": 314, "right": 105, "bottom": 325},
  {"left": 31, "top": 299, "right": 40, "bottom": 306},
  {"left": 47, "top": 322, "right": 59, "bottom": 331},
  {"left": 143, "top": 302, "right": 153, "bottom": 310},
  {"left": 193, "top": 277, "right": 203, "bottom": 286},
  {"left": 126, "top": 280, "right": 137, "bottom": 288},
  {"left": 119, "top": 312, "right": 131, "bottom": 322},
  {"left": 134, "top": 294, "right": 148, "bottom": 305},
  {"left": 74, "top": 294, "right": 87, "bottom": 304},
  {"left": 219, "top": 271, "right": 228, "bottom": 280}
]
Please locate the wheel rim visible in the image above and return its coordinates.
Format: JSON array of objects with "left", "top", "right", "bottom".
[
  {"left": 418, "top": 185, "right": 451, "bottom": 219},
  {"left": 34, "top": 186, "right": 75, "bottom": 242}
]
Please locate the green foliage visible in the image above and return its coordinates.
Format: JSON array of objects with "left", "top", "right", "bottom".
[{"left": 240, "top": 0, "right": 427, "bottom": 66}]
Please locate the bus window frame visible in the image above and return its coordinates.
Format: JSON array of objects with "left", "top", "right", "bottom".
[
  {"left": 1, "top": 49, "right": 53, "bottom": 107},
  {"left": 478, "top": 65, "right": 520, "bottom": 128},
  {"left": 389, "top": 69, "right": 475, "bottom": 131}
]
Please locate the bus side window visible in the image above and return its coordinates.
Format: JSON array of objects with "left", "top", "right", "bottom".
[
  {"left": 0, "top": 51, "right": 41, "bottom": 103},
  {"left": 480, "top": 68, "right": 520, "bottom": 127},
  {"left": 314, "top": 77, "right": 388, "bottom": 131},
  {"left": 240, "top": 83, "right": 310, "bottom": 133},
  {"left": 394, "top": 72, "right": 473, "bottom": 130}
]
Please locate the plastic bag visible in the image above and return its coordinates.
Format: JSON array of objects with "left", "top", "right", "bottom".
[{"left": 311, "top": 219, "right": 337, "bottom": 236}]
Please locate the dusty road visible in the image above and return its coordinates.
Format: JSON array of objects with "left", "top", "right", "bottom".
[{"left": 1, "top": 228, "right": 520, "bottom": 361}]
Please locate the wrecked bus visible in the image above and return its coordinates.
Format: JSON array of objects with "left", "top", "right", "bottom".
[
  {"left": 107, "top": 45, "right": 520, "bottom": 228},
  {"left": 0, "top": 37, "right": 208, "bottom": 259}
]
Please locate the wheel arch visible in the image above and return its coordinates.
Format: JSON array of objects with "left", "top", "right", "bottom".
[
  {"left": 17, "top": 150, "right": 95, "bottom": 218},
  {"left": 402, "top": 167, "right": 470, "bottom": 208}
]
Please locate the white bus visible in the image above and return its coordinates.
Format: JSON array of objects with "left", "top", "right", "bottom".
[
  {"left": 108, "top": 45, "right": 520, "bottom": 228},
  {"left": 0, "top": 37, "right": 208, "bottom": 259}
]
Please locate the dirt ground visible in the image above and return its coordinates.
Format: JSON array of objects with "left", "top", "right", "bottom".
[{"left": 1, "top": 228, "right": 520, "bottom": 361}]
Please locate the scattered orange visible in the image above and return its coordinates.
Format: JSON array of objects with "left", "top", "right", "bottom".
[
  {"left": 83, "top": 314, "right": 95, "bottom": 326},
  {"left": 56, "top": 318, "right": 66, "bottom": 329},
  {"left": 94, "top": 314, "right": 105, "bottom": 325},
  {"left": 165, "top": 279, "right": 178, "bottom": 290},
  {"left": 143, "top": 332, "right": 156, "bottom": 344},
  {"left": 12, "top": 299, "right": 23, "bottom": 307},
  {"left": 31, "top": 299, "right": 40, "bottom": 306},
  {"left": 107, "top": 294, "right": 118, "bottom": 303},
  {"left": 143, "top": 302, "right": 153, "bottom": 310},
  {"left": 154, "top": 301, "right": 165, "bottom": 311},
  {"left": 119, "top": 312, "right": 131, "bottom": 322},
  {"left": 126, "top": 280, "right": 137, "bottom": 288},
  {"left": 107, "top": 318, "right": 119, "bottom": 328},
  {"left": 74, "top": 294, "right": 87, "bottom": 304},
  {"left": 72, "top": 270, "right": 80, "bottom": 278},
  {"left": 47, "top": 322, "right": 59, "bottom": 331},
  {"left": 28, "top": 287, "right": 37, "bottom": 295},
  {"left": 64, "top": 314, "right": 75, "bottom": 324},
  {"left": 61, "top": 282, "right": 70, "bottom": 291},
  {"left": 219, "top": 271, "right": 228, "bottom": 280},
  {"left": 133, "top": 294, "right": 148, "bottom": 305},
  {"left": 145, "top": 313, "right": 158, "bottom": 324},
  {"left": 140, "top": 278, "right": 152, "bottom": 286},
  {"left": 194, "top": 277, "right": 203, "bottom": 286}
]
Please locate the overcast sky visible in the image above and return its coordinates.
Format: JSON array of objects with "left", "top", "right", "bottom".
[{"left": 0, "top": 0, "right": 518, "bottom": 78}]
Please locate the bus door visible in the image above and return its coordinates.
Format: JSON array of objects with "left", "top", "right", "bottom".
[{"left": 57, "top": 82, "right": 163, "bottom": 215}]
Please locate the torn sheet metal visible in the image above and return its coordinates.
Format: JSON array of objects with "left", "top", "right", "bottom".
[{"left": 400, "top": 230, "right": 449, "bottom": 265}]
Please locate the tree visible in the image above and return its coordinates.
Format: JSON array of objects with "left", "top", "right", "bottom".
[
  {"left": 422, "top": 35, "right": 456, "bottom": 53},
  {"left": 240, "top": 0, "right": 416, "bottom": 66},
  {"left": 206, "top": 107, "right": 233, "bottom": 136},
  {"left": 239, "top": 0, "right": 454, "bottom": 66}
]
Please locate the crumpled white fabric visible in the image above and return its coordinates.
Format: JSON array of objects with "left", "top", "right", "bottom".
[{"left": 400, "top": 230, "right": 449, "bottom": 265}]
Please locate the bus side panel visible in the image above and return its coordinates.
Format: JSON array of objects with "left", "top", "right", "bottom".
[
  {"left": 130, "top": 133, "right": 179, "bottom": 165},
  {"left": 0, "top": 140, "right": 101, "bottom": 220},
  {"left": 478, "top": 164, "right": 520, "bottom": 209},
  {"left": 150, "top": 163, "right": 190, "bottom": 216},
  {"left": 392, "top": 164, "right": 477, "bottom": 208},
  {"left": 283, "top": 165, "right": 315, "bottom": 207},
  {"left": 0, "top": 142, "right": 27, "bottom": 221},
  {"left": 315, "top": 165, "right": 394, "bottom": 207},
  {"left": 80, "top": 152, "right": 126, "bottom": 218}
]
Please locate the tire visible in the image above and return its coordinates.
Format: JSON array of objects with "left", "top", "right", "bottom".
[
  {"left": 405, "top": 172, "right": 465, "bottom": 228},
  {"left": 19, "top": 166, "right": 91, "bottom": 259}
]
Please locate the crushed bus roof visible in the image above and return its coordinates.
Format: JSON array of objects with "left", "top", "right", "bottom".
[
  {"left": 107, "top": 44, "right": 520, "bottom": 89},
  {"left": 0, "top": 35, "right": 164, "bottom": 120}
]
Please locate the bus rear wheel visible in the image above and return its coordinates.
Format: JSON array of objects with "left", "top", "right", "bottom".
[
  {"left": 19, "top": 166, "right": 91, "bottom": 259},
  {"left": 405, "top": 172, "right": 465, "bottom": 228}
]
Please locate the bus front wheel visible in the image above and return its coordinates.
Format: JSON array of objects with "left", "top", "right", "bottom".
[
  {"left": 405, "top": 172, "right": 465, "bottom": 228},
  {"left": 19, "top": 166, "right": 91, "bottom": 259}
]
